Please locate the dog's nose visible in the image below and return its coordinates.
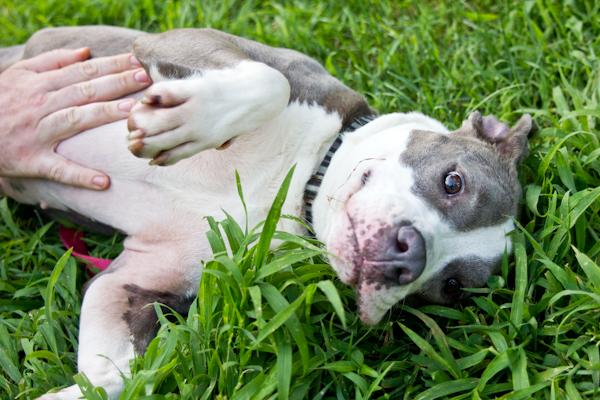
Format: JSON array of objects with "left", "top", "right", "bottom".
[{"left": 382, "top": 225, "right": 426, "bottom": 285}]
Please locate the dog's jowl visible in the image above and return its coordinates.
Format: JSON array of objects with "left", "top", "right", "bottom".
[{"left": 0, "top": 26, "right": 532, "bottom": 399}]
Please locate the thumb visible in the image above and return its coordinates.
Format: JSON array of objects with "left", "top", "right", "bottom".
[{"left": 36, "top": 154, "right": 110, "bottom": 190}]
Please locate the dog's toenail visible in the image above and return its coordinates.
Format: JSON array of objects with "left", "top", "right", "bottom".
[
  {"left": 150, "top": 154, "right": 168, "bottom": 166},
  {"left": 142, "top": 94, "right": 161, "bottom": 105},
  {"left": 217, "top": 139, "right": 233, "bottom": 150},
  {"left": 128, "top": 130, "right": 144, "bottom": 140},
  {"left": 128, "top": 140, "right": 144, "bottom": 156}
]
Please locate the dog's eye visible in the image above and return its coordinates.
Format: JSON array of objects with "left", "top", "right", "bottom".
[
  {"left": 443, "top": 277, "right": 463, "bottom": 298},
  {"left": 444, "top": 172, "right": 463, "bottom": 195}
]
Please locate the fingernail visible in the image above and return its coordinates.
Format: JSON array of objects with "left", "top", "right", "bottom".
[
  {"left": 128, "top": 129, "right": 144, "bottom": 140},
  {"left": 118, "top": 99, "right": 134, "bottom": 112},
  {"left": 134, "top": 69, "right": 150, "bottom": 83},
  {"left": 92, "top": 175, "right": 109, "bottom": 188},
  {"left": 76, "top": 47, "right": 91, "bottom": 58},
  {"left": 129, "top": 55, "right": 141, "bottom": 67}
]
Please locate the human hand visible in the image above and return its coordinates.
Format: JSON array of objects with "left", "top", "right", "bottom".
[{"left": 0, "top": 48, "right": 151, "bottom": 190}]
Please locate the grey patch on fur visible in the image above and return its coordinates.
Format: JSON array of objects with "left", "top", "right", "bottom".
[
  {"left": 43, "top": 208, "right": 118, "bottom": 236},
  {"left": 132, "top": 29, "right": 247, "bottom": 72},
  {"left": 8, "top": 181, "right": 26, "bottom": 193},
  {"left": 132, "top": 28, "right": 374, "bottom": 128},
  {"left": 401, "top": 130, "right": 522, "bottom": 231},
  {"left": 23, "top": 26, "right": 144, "bottom": 59},
  {"left": 156, "top": 61, "right": 194, "bottom": 79},
  {"left": 414, "top": 256, "right": 500, "bottom": 304},
  {"left": 0, "top": 44, "right": 24, "bottom": 73},
  {"left": 122, "top": 284, "right": 194, "bottom": 353},
  {"left": 20, "top": 26, "right": 374, "bottom": 128}
]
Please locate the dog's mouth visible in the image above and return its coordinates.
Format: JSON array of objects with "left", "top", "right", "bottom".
[
  {"left": 343, "top": 210, "right": 364, "bottom": 286},
  {"left": 337, "top": 214, "right": 412, "bottom": 325},
  {"left": 338, "top": 216, "right": 393, "bottom": 325},
  {"left": 324, "top": 162, "right": 427, "bottom": 324}
]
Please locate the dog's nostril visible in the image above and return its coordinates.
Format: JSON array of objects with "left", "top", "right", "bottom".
[
  {"left": 383, "top": 224, "right": 426, "bottom": 285},
  {"left": 396, "top": 240, "right": 409, "bottom": 253}
]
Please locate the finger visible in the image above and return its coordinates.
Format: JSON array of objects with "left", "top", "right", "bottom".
[
  {"left": 140, "top": 81, "right": 192, "bottom": 107},
  {"left": 150, "top": 141, "right": 204, "bottom": 166},
  {"left": 38, "top": 98, "right": 136, "bottom": 143},
  {"left": 44, "top": 53, "right": 142, "bottom": 89},
  {"left": 128, "top": 126, "right": 191, "bottom": 159},
  {"left": 14, "top": 48, "right": 90, "bottom": 73},
  {"left": 46, "top": 68, "right": 150, "bottom": 113},
  {"left": 127, "top": 102, "right": 184, "bottom": 137},
  {"left": 36, "top": 154, "right": 110, "bottom": 190}
]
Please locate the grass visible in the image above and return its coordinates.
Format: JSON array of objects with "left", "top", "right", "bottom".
[{"left": 1, "top": 0, "right": 599, "bottom": 398}]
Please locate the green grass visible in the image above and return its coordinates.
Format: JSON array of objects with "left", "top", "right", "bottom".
[{"left": 1, "top": 0, "right": 599, "bottom": 398}]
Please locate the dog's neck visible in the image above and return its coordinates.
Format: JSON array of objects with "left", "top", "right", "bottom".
[{"left": 303, "top": 114, "right": 376, "bottom": 226}]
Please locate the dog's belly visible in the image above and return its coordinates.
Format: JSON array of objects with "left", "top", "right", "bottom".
[
  {"left": 2, "top": 102, "right": 342, "bottom": 252},
  {"left": 6, "top": 121, "right": 276, "bottom": 237}
]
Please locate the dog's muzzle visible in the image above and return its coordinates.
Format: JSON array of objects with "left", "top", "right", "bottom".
[
  {"left": 363, "top": 224, "right": 426, "bottom": 286},
  {"left": 383, "top": 225, "right": 426, "bottom": 284}
]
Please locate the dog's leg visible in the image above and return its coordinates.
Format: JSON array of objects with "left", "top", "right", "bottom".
[
  {"left": 127, "top": 60, "right": 291, "bottom": 165},
  {"left": 39, "top": 246, "right": 196, "bottom": 400},
  {"left": 126, "top": 29, "right": 371, "bottom": 165}
]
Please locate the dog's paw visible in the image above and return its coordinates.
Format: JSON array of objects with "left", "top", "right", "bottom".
[
  {"left": 126, "top": 61, "right": 290, "bottom": 166},
  {"left": 126, "top": 79, "right": 221, "bottom": 166}
]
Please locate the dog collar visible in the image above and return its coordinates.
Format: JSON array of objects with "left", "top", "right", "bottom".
[{"left": 303, "top": 114, "right": 376, "bottom": 226}]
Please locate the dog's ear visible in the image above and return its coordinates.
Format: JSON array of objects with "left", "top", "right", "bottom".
[{"left": 456, "top": 111, "right": 533, "bottom": 165}]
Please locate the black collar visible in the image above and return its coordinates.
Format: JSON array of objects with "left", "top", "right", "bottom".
[{"left": 303, "top": 114, "right": 377, "bottom": 225}]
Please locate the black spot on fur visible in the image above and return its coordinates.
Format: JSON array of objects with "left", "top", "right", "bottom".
[{"left": 122, "top": 284, "right": 194, "bottom": 353}]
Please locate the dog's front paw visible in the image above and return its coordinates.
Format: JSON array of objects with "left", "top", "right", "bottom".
[
  {"left": 126, "top": 62, "right": 290, "bottom": 166},
  {"left": 126, "top": 79, "right": 230, "bottom": 166}
]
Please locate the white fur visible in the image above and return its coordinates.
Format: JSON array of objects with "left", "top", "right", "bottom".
[
  {"left": 129, "top": 61, "right": 292, "bottom": 164},
  {"left": 312, "top": 112, "right": 513, "bottom": 324},
  {"left": 7, "top": 66, "right": 515, "bottom": 397},
  {"left": 11, "top": 66, "right": 342, "bottom": 399}
]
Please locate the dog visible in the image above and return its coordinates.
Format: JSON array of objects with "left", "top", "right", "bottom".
[{"left": 0, "top": 26, "right": 532, "bottom": 399}]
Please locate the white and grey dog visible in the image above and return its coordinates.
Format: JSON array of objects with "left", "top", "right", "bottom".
[{"left": 0, "top": 26, "right": 532, "bottom": 398}]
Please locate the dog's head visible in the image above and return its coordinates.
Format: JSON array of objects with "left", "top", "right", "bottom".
[{"left": 312, "top": 111, "right": 532, "bottom": 324}]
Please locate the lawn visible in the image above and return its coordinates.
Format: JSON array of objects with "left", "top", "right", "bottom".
[{"left": 1, "top": 0, "right": 599, "bottom": 399}]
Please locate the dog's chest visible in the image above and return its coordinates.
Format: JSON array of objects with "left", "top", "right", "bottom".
[{"left": 171, "top": 102, "right": 344, "bottom": 231}]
